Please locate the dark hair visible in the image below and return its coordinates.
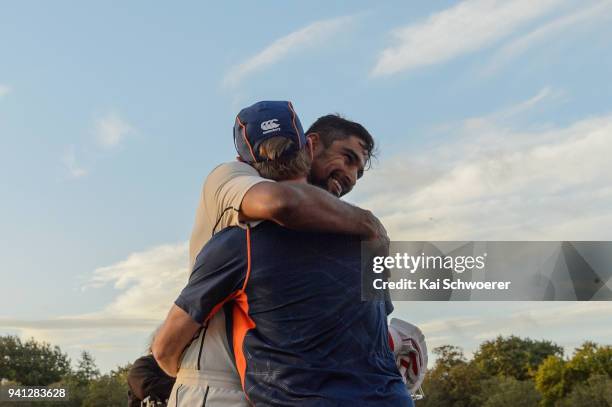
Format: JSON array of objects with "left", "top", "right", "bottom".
[{"left": 305, "top": 114, "right": 375, "bottom": 168}]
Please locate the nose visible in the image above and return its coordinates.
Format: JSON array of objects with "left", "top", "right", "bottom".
[{"left": 342, "top": 171, "right": 356, "bottom": 192}]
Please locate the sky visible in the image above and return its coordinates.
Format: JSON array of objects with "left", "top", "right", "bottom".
[{"left": 1, "top": 0, "right": 612, "bottom": 373}]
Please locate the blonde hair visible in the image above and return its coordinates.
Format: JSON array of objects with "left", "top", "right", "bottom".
[{"left": 252, "top": 137, "right": 311, "bottom": 181}]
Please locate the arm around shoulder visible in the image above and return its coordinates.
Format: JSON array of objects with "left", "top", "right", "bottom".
[{"left": 240, "top": 181, "right": 388, "bottom": 241}]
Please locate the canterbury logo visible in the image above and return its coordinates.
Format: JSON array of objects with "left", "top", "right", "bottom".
[{"left": 261, "top": 119, "right": 280, "bottom": 131}]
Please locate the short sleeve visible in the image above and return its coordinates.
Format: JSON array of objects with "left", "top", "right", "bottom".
[
  {"left": 189, "top": 161, "right": 274, "bottom": 267},
  {"left": 177, "top": 231, "right": 248, "bottom": 323},
  {"left": 205, "top": 162, "right": 273, "bottom": 233}
]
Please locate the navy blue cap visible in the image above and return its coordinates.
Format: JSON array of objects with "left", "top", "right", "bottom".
[{"left": 234, "top": 101, "right": 306, "bottom": 163}]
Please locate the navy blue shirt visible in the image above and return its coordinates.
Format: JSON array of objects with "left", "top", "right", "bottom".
[{"left": 176, "top": 222, "right": 411, "bottom": 406}]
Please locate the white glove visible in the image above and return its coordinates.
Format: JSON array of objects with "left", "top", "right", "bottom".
[{"left": 388, "top": 318, "right": 428, "bottom": 395}]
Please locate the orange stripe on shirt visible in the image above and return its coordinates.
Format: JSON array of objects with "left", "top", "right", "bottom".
[
  {"left": 233, "top": 227, "right": 256, "bottom": 396},
  {"left": 204, "top": 290, "right": 240, "bottom": 324},
  {"left": 233, "top": 292, "right": 256, "bottom": 396},
  {"left": 203, "top": 226, "right": 254, "bottom": 323}
]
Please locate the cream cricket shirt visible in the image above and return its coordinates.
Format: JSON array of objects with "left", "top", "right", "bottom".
[
  {"left": 189, "top": 161, "right": 272, "bottom": 268},
  {"left": 180, "top": 161, "right": 272, "bottom": 384}
]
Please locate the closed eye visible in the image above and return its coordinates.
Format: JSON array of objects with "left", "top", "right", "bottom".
[{"left": 343, "top": 148, "right": 365, "bottom": 178}]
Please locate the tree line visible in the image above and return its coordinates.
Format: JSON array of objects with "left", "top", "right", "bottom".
[
  {"left": 420, "top": 336, "right": 612, "bottom": 407},
  {"left": 0, "top": 336, "right": 128, "bottom": 406},
  {"left": 1, "top": 334, "right": 610, "bottom": 406}
]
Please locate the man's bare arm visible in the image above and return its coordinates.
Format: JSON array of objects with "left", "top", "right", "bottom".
[
  {"left": 152, "top": 305, "right": 201, "bottom": 377},
  {"left": 240, "top": 181, "right": 388, "bottom": 243}
]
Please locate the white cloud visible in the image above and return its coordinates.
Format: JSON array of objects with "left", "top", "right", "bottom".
[
  {"left": 85, "top": 241, "right": 189, "bottom": 320},
  {"left": 95, "top": 112, "right": 133, "bottom": 149},
  {"left": 60, "top": 112, "right": 134, "bottom": 177},
  {"left": 353, "top": 90, "right": 612, "bottom": 241},
  {"left": 491, "top": 87, "right": 560, "bottom": 118},
  {"left": 471, "top": 302, "right": 612, "bottom": 340},
  {"left": 0, "top": 317, "right": 159, "bottom": 330},
  {"left": 61, "top": 145, "right": 88, "bottom": 179},
  {"left": 2, "top": 242, "right": 187, "bottom": 336},
  {"left": 0, "top": 84, "right": 10, "bottom": 98},
  {"left": 223, "top": 15, "right": 355, "bottom": 87},
  {"left": 486, "top": 1, "right": 612, "bottom": 73},
  {"left": 454, "top": 86, "right": 564, "bottom": 128},
  {"left": 0, "top": 242, "right": 189, "bottom": 371},
  {"left": 371, "top": 0, "right": 563, "bottom": 76}
]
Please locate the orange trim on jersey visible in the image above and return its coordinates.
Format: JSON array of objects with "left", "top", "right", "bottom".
[
  {"left": 287, "top": 101, "right": 301, "bottom": 148},
  {"left": 197, "top": 227, "right": 256, "bottom": 399},
  {"left": 236, "top": 116, "right": 258, "bottom": 162},
  {"left": 233, "top": 227, "right": 256, "bottom": 398},
  {"left": 203, "top": 227, "right": 254, "bottom": 323},
  {"left": 204, "top": 290, "right": 240, "bottom": 323},
  {"left": 233, "top": 291, "right": 256, "bottom": 397}
]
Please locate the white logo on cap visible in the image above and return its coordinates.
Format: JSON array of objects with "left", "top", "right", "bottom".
[{"left": 261, "top": 119, "right": 281, "bottom": 133}]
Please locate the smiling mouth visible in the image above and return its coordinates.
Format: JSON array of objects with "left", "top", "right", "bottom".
[{"left": 329, "top": 177, "right": 343, "bottom": 197}]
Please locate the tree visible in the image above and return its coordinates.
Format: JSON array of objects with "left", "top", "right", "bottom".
[
  {"left": 82, "top": 365, "right": 130, "bottom": 407},
  {"left": 534, "top": 355, "right": 566, "bottom": 407},
  {"left": 419, "top": 346, "right": 487, "bottom": 407},
  {"left": 54, "top": 351, "right": 102, "bottom": 406},
  {"left": 473, "top": 376, "right": 541, "bottom": 407},
  {"left": 564, "top": 342, "right": 612, "bottom": 385},
  {"left": 0, "top": 335, "right": 70, "bottom": 386},
  {"left": 74, "top": 351, "right": 100, "bottom": 385},
  {"left": 434, "top": 345, "right": 467, "bottom": 370},
  {"left": 36, "top": 363, "right": 131, "bottom": 407},
  {"left": 472, "top": 336, "right": 563, "bottom": 380},
  {"left": 535, "top": 342, "right": 612, "bottom": 407},
  {"left": 558, "top": 374, "right": 612, "bottom": 407}
]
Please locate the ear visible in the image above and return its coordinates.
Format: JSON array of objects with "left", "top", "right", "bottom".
[
  {"left": 306, "top": 132, "right": 321, "bottom": 153},
  {"left": 306, "top": 138, "right": 315, "bottom": 161}
]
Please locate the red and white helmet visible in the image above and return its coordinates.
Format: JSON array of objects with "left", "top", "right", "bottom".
[{"left": 388, "top": 318, "right": 428, "bottom": 400}]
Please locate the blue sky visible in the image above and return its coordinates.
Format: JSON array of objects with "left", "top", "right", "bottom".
[{"left": 1, "top": 0, "right": 612, "bottom": 373}]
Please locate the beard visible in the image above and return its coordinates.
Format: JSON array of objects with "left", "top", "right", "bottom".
[
  {"left": 308, "top": 150, "right": 346, "bottom": 197},
  {"left": 307, "top": 172, "right": 328, "bottom": 191},
  {"left": 307, "top": 171, "right": 344, "bottom": 197}
]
